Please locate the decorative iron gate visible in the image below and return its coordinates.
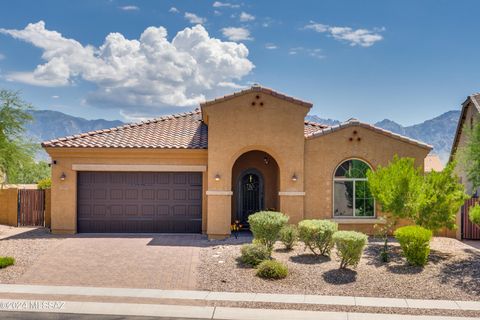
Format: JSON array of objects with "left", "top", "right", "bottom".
[
  {"left": 462, "top": 198, "right": 480, "bottom": 240},
  {"left": 18, "top": 189, "right": 45, "bottom": 226}
]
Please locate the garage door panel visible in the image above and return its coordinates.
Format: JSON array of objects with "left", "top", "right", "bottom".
[{"left": 77, "top": 172, "right": 202, "bottom": 233}]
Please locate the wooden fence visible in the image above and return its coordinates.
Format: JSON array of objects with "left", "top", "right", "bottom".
[
  {"left": 18, "top": 189, "right": 45, "bottom": 226},
  {"left": 462, "top": 197, "right": 480, "bottom": 240}
]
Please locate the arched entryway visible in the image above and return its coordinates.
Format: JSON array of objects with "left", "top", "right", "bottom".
[{"left": 231, "top": 150, "right": 279, "bottom": 225}]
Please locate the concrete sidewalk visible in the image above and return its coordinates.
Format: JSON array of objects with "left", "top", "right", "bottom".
[
  {"left": 0, "top": 284, "right": 479, "bottom": 312},
  {"left": 0, "top": 298, "right": 478, "bottom": 320}
]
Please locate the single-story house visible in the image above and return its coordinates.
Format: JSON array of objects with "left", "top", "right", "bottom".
[{"left": 42, "top": 85, "right": 432, "bottom": 238}]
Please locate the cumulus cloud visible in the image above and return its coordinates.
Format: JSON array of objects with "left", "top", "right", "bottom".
[
  {"left": 184, "top": 12, "right": 206, "bottom": 24},
  {"left": 239, "top": 12, "right": 255, "bottom": 22},
  {"left": 213, "top": 1, "right": 240, "bottom": 8},
  {"left": 119, "top": 5, "right": 139, "bottom": 11},
  {"left": 304, "top": 21, "right": 384, "bottom": 47},
  {"left": 169, "top": 7, "right": 179, "bottom": 13},
  {"left": 0, "top": 21, "right": 254, "bottom": 116},
  {"left": 221, "top": 27, "right": 252, "bottom": 41}
]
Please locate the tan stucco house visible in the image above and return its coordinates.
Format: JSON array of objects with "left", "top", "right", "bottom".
[{"left": 42, "top": 86, "right": 432, "bottom": 238}]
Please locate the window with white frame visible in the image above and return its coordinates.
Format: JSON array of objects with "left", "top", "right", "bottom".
[{"left": 333, "top": 159, "right": 375, "bottom": 217}]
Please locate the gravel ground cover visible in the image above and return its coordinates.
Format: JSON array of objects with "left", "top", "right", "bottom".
[
  {"left": 198, "top": 237, "right": 480, "bottom": 301},
  {"left": 0, "top": 227, "right": 64, "bottom": 283}
]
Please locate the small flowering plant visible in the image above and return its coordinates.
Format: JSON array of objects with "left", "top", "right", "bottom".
[{"left": 230, "top": 220, "right": 243, "bottom": 239}]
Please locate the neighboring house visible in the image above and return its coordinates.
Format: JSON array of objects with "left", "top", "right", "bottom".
[
  {"left": 450, "top": 93, "right": 480, "bottom": 196},
  {"left": 42, "top": 86, "right": 431, "bottom": 238},
  {"left": 424, "top": 154, "right": 444, "bottom": 172}
]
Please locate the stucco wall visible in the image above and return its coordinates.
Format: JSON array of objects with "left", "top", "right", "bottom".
[
  {"left": 0, "top": 188, "right": 18, "bottom": 226},
  {"left": 45, "top": 148, "right": 208, "bottom": 234},
  {"left": 304, "top": 125, "right": 431, "bottom": 234},
  {"left": 202, "top": 92, "right": 310, "bottom": 236}
]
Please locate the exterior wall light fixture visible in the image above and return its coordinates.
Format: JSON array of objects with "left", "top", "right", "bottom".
[
  {"left": 214, "top": 174, "right": 221, "bottom": 181},
  {"left": 60, "top": 172, "right": 66, "bottom": 181},
  {"left": 292, "top": 174, "right": 298, "bottom": 182}
]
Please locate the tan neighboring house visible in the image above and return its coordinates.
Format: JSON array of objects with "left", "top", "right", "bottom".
[
  {"left": 424, "top": 154, "right": 444, "bottom": 172},
  {"left": 42, "top": 86, "right": 432, "bottom": 238},
  {"left": 450, "top": 93, "right": 480, "bottom": 196}
]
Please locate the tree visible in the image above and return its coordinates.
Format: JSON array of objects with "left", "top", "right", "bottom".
[
  {"left": 367, "top": 156, "right": 423, "bottom": 261},
  {"left": 416, "top": 162, "right": 469, "bottom": 231},
  {"left": 457, "top": 114, "right": 480, "bottom": 190},
  {"left": 367, "top": 156, "right": 467, "bottom": 261},
  {"left": 0, "top": 89, "right": 49, "bottom": 185}
]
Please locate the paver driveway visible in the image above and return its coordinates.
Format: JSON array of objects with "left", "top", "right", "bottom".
[{"left": 16, "top": 234, "right": 205, "bottom": 290}]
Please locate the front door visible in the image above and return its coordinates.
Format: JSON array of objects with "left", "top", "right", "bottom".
[{"left": 237, "top": 170, "right": 264, "bottom": 224}]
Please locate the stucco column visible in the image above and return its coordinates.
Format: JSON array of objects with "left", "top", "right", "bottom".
[{"left": 206, "top": 192, "right": 232, "bottom": 239}]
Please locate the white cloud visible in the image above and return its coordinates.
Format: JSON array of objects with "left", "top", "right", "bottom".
[
  {"left": 304, "top": 21, "right": 384, "bottom": 47},
  {"left": 288, "top": 47, "right": 324, "bottom": 59},
  {"left": 184, "top": 12, "right": 206, "bottom": 24},
  {"left": 169, "top": 7, "right": 179, "bottom": 13},
  {"left": 0, "top": 21, "right": 254, "bottom": 116},
  {"left": 0, "top": 53, "right": 5, "bottom": 60},
  {"left": 239, "top": 12, "right": 255, "bottom": 22},
  {"left": 213, "top": 10, "right": 222, "bottom": 16},
  {"left": 221, "top": 27, "right": 252, "bottom": 41},
  {"left": 212, "top": 1, "right": 240, "bottom": 8},
  {"left": 265, "top": 43, "right": 277, "bottom": 50},
  {"left": 119, "top": 5, "right": 139, "bottom": 11},
  {"left": 52, "top": 95, "right": 59, "bottom": 99}
]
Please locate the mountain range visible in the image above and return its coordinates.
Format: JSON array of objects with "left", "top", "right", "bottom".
[{"left": 27, "top": 109, "right": 460, "bottom": 164}]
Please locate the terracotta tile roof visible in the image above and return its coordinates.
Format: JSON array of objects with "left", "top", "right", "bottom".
[
  {"left": 42, "top": 110, "right": 208, "bottom": 149},
  {"left": 304, "top": 121, "right": 329, "bottom": 135},
  {"left": 306, "top": 118, "right": 432, "bottom": 150},
  {"left": 42, "top": 109, "right": 330, "bottom": 149},
  {"left": 200, "top": 84, "right": 313, "bottom": 108}
]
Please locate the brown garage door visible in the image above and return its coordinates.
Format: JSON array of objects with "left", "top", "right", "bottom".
[{"left": 77, "top": 172, "right": 202, "bottom": 233}]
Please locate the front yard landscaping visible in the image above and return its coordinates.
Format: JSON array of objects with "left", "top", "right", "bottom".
[{"left": 198, "top": 236, "right": 480, "bottom": 301}]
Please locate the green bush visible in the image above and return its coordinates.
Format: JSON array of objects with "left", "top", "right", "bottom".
[
  {"left": 0, "top": 257, "right": 15, "bottom": 269},
  {"left": 298, "top": 219, "right": 338, "bottom": 256},
  {"left": 469, "top": 204, "right": 480, "bottom": 226},
  {"left": 256, "top": 260, "right": 288, "bottom": 279},
  {"left": 37, "top": 177, "right": 51, "bottom": 190},
  {"left": 248, "top": 211, "right": 289, "bottom": 251},
  {"left": 279, "top": 225, "right": 298, "bottom": 250},
  {"left": 240, "top": 243, "right": 270, "bottom": 267},
  {"left": 332, "top": 231, "right": 368, "bottom": 269},
  {"left": 394, "top": 225, "right": 432, "bottom": 266}
]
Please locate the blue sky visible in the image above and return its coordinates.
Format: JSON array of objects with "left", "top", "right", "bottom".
[{"left": 0, "top": 0, "right": 479, "bottom": 125}]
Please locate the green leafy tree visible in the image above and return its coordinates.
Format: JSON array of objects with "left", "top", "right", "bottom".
[
  {"left": 416, "top": 162, "right": 469, "bottom": 231},
  {"left": 457, "top": 114, "right": 480, "bottom": 189},
  {"left": 367, "top": 156, "right": 422, "bottom": 261},
  {"left": 0, "top": 89, "right": 48, "bottom": 185},
  {"left": 469, "top": 205, "right": 480, "bottom": 226}
]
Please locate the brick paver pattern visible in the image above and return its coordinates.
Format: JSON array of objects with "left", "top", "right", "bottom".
[{"left": 17, "top": 234, "right": 206, "bottom": 290}]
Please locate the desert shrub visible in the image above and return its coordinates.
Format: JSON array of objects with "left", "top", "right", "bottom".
[
  {"left": 469, "top": 204, "right": 480, "bottom": 226},
  {"left": 240, "top": 243, "right": 270, "bottom": 267},
  {"left": 332, "top": 231, "right": 368, "bottom": 269},
  {"left": 248, "top": 211, "right": 289, "bottom": 251},
  {"left": 279, "top": 225, "right": 298, "bottom": 250},
  {"left": 37, "top": 177, "right": 51, "bottom": 190},
  {"left": 298, "top": 219, "right": 338, "bottom": 256},
  {"left": 0, "top": 257, "right": 15, "bottom": 269},
  {"left": 394, "top": 225, "right": 432, "bottom": 266},
  {"left": 256, "top": 260, "right": 288, "bottom": 279}
]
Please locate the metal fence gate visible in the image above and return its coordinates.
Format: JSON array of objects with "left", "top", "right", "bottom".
[
  {"left": 462, "top": 198, "right": 480, "bottom": 240},
  {"left": 18, "top": 189, "right": 45, "bottom": 226}
]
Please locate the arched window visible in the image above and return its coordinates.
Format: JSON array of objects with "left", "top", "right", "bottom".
[{"left": 333, "top": 159, "right": 375, "bottom": 217}]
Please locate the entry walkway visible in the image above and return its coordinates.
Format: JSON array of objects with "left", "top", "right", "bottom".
[{"left": 0, "top": 284, "right": 479, "bottom": 312}]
